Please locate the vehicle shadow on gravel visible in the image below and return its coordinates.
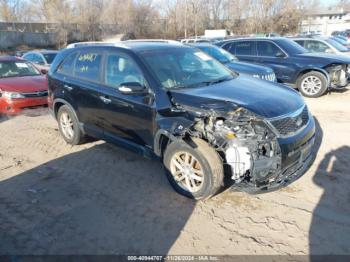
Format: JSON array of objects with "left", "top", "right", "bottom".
[
  {"left": 310, "top": 123, "right": 350, "bottom": 256},
  {"left": 0, "top": 143, "right": 195, "bottom": 255}
]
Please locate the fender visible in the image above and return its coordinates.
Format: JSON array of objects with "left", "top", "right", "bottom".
[
  {"left": 295, "top": 67, "right": 330, "bottom": 86},
  {"left": 153, "top": 129, "right": 177, "bottom": 157},
  {"left": 153, "top": 116, "right": 195, "bottom": 156}
]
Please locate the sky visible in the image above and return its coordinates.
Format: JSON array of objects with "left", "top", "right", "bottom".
[{"left": 321, "top": 0, "right": 340, "bottom": 6}]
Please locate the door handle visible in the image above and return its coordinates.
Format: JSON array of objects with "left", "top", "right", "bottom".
[
  {"left": 99, "top": 95, "right": 112, "bottom": 104},
  {"left": 64, "top": 84, "right": 73, "bottom": 91}
]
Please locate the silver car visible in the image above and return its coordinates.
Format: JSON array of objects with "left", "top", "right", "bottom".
[
  {"left": 293, "top": 37, "right": 350, "bottom": 56},
  {"left": 22, "top": 50, "right": 59, "bottom": 71}
]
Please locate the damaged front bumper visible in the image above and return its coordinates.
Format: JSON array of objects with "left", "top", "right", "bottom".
[
  {"left": 230, "top": 116, "right": 316, "bottom": 194},
  {"left": 230, "top": 136, "right": 315, "bottom": 193},
  {"left": 328, "top": 64, "right": 350, "bottom": 89}
]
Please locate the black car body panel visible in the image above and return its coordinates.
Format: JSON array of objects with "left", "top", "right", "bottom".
[
  {"left": 48, "top": 41, "right": 316, "bottom": 193},
  {"left": 169, "top": 75, "right": 303, "bottom": 118}
]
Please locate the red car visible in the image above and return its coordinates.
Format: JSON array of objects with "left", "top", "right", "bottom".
[{"left": 0, "top": 56, "right": 48, "bottom": 115}]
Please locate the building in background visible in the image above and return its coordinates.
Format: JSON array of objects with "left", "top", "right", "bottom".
[{"left": 300, "top": 8, "right": 350, "bottom": 35}]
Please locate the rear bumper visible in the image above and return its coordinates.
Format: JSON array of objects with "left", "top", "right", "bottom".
[
  {"left": 231, "top": 116, "right": 316, "bottom": 193},
  {"left": 0, "top": 97, "right": 48, "bottom": 115}
]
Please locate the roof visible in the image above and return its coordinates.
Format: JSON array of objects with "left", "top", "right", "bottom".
[
  {"left": 0, "top": 56, "right": 23, "bottom": 62},
  {"left": 187, "top": 43, "right": 216, "bottom": 47},
  {"left": 218, "top": 37, "right": 287, "bottom": 42},
  {"left": 25, "top": 50, "right": 59, "bottom": 54}
]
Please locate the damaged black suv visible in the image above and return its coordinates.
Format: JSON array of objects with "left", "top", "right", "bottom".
[{"left": 48, "top": 40, "right": 316, "bottom": 200}]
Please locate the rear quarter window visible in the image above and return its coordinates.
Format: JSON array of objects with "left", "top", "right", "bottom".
[
  {"left": 221, "top": 42, "right": 236, "bottom": 54},
  {"left": 57, "top": 52, "right": 78, "bottom": 76}
]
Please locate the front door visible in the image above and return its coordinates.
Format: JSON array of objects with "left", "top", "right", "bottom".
[
  {"left": 99, "top": 51, "right": 155, "bottom": 147},
  {"left": 255, "top": 40, "right": 295, "bottom": 83}
]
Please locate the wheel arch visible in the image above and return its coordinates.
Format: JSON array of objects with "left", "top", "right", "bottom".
[
  {"left": 53, "top": 99, "right": 77, "bottom": 119},
  {"left": 296, "top": 68, "right": 330, "bottom": 86},
  {"left": 153, "top": 129, "right": 177, "bottom": 157},
  {"left": 53, "top": 99, "right": 85, "bottom": 133}
]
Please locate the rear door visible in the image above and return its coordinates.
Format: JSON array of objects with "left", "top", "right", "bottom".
[
  {"left": 255, "top": 40, "right": 295, "bottom": 83},
  {"left": 55, "top": 49, "right": 106, "bottom": 137},
  {"left": 233, "top": 40, "right": 257, "bottom": 63},
  {"left": 98, "top": 51, "right": 156, "bottom": 147}
]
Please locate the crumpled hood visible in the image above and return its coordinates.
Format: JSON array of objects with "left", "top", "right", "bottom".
[
  {"left": 225, "top": 61, "right": 273, "bottom": 75},
  {"left": 169, "top": 75, "right": 304, "bottom": 119},
  {"left": 297, "top": 52, "right": 350, "bottom": 64},
  {"left": 0, "top": 75, "right": 48, "bottom": 93}
]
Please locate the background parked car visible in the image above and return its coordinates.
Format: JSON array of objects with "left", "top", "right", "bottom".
[
  {"left": 22, "top": 50, "right": 58, "bottom": 72},
  {"left": 191, "top": 43, "right": 276, "bottom": 82},
  {"left": 0, "top": 56, "right": 48, "bottom": 115},
  {"left": 217, "top": 37, "right": 350, "bottom": 97},
  {"left": 292, "top": 37, "right": 350, "bottom": 56},
  {"left": 331, "top": 36, "right": 350, "bottom": 49}
]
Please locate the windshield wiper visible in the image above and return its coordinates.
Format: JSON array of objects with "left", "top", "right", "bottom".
[
  {"left": 171, "top": 76, "right": 233, "bottom": 89},
  {"left": 205, "top": 76, "right": 233, "bottom": 85}
]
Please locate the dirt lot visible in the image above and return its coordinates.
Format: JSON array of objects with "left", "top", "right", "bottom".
[{"left": 0, "top": 90, "right": 349, "bottom": 256}]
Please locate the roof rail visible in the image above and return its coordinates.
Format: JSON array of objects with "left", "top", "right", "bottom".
[
  {"left": 122, "top": 39, "right": 182, "bottom": 45},
  {"left": 66, "top": 41, "right": 128, "bottom": 49}
]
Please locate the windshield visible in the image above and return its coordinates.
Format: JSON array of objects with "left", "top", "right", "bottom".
[
  {"left": 276, "top": 38, "right": 308, "bottom": 55},
  {"left": 43, "top": 53, "right": 57, "bottom": 64},
  {"left": 326, "top": 38, "right": 349, "bottom": 52},
  {"left": 197, "top": 45, "right": 238, "bottom": 64},
  {"left": 0, "top": 61, "right": 40, "bottom": 78},
  {"left": 140, "top": 48, "right": 234, "bottom": 89}
]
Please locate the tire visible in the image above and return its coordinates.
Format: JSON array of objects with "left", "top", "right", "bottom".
[
  {"left": 297, "top": 71, "right": 328, "bottom": 98},
  {"left": 57, "top": 105, "right": 85, "bottom": 145},
  {"left": 163, "top": 138, "right": 224, "bottom": 200}
]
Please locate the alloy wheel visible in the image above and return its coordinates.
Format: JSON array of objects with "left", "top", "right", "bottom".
[
  {"left": 301, "top": 76, "right": 322, "bottom": 96},
  {"left": 60, "top": 112, "right": 74, "bottom": 140},
  {"left": 170, "top": 151, "right": 204, "bottom": 193}
]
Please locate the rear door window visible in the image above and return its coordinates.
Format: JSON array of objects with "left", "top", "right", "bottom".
[
  {"left": 257, "top": 41, "right": 283, "bottom": 57},
  {"left": 235, "top": 41, "right": 256, "bottom": 56},
  {"left": 74, "top": 51, "right": 103, "bottom": 82}
]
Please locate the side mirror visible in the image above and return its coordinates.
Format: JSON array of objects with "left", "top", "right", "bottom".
[
  {"left": 275, "top": 51, "right": 286, "bottom": 58},
  {"left": 118, "top": 82, "right": 146, "bottom": 94},
  {"left": 40, "top": 69, "right": 48, "bottom": 75},
  {"left": 325, "top": 48, "right": 333, "bottom": 53}
]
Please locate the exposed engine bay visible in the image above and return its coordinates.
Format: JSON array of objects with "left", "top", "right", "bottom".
[
  {"left": 327, "top": 64, "right": 350, "bottom": 88},
  {"left": 175, "top": 105, "right": 282, "bottom": 189}
]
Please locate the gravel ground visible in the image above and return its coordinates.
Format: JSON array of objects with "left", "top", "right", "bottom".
[{"left": 0, "top": 90, "right": 349, "bottom": 256}]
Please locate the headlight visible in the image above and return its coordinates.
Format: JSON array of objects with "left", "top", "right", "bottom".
[
  {"left": 252, "top": 74, "right": 260, "bottom": 78},
  {"left": 1, "top": 91, "right": 25, "bottom": 99}
]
